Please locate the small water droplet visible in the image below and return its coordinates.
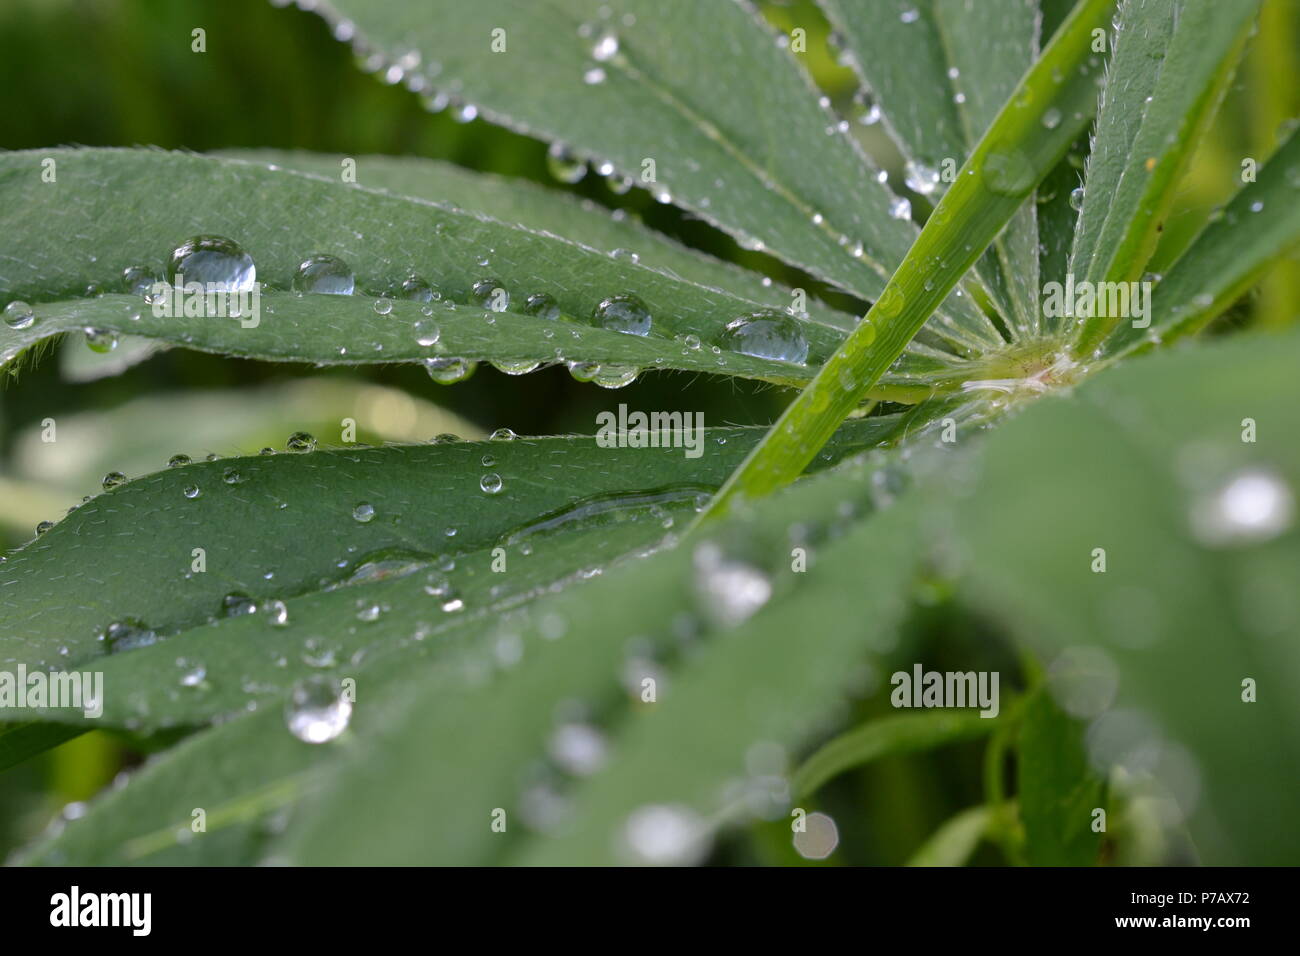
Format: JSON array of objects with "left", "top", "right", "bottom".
[
  {"left": 1069, "top": 186, "right": 1086, "bottom": 211},
  {"left": 524, "top": 292, "right": 562, "bottom": 320},
  {"left": 292, "top": 254, "right": 355, "bottom": 295},
  {"left": 285, "top": 676, "right": 352, "bottom": 743},
  {"left": 352, "top": 502, "right": 376, "bottom": 523},
  {"left": 167, "top": 454, "right": 191, "bottom": 468},
  {"left": 264, "top": 599, "right": 289, "bottom": 627},
  {"left": 593, "top": 293, "right": 652, "bottom": 336},
  {"left": 591, "top": 31, "right": 619, "bottom": 62},
  {"left": 620, "top": 804, "right": 710, "bottom": 866},
  {"left": 35, "top": 520, "right": 53, "bottom": 536},
  {"left": 222, "top": 468, "right": 241, "bottom": 484},
  {"left": 548, "top": 722, "right": 608, "bottom": 776},
  {"left": 183, "top": 484, "right": 201, "bottom": 499},
  {"left": 583, "top": 66, "right": 607, "bottom": 85},
  {"left": 372, "top": 297, "right": 393, "bottom": 316},
  {"left": 489, "top": 427, "right": 517, "bottom": 441},
  {"left": 3, "top": 300, "right": 36, "bottom": 330},
  {"left": 546, "top": 143, "right": 586, "bottom": 184},
  {"left": 492, "top": 358, "right": 540, "bottom": 376},
  {"left": 222, "top": 591, "right": 257, "bottom": 617},
  {"left": 399, "top": 274, "right": 438, "bottom": 302},
  {"left": 471, "top": 278, "right": 509, "bottom": 312},
  {"left": 286, "top": 431, "right": 316, "bottom": 453},
  {"left": 413, "top": 319, "right": 441, "bottom": 347},
  {"left": 593, "top": 365, "right": 640, "bottom": 388},
  {"left": 84, "top": 328, "right": 119, "bottom": 353},
  {"left": 1041, "top": 107, "right": 1062, "bottom": 130},
  {"left": 693, "top": 541, "right": 772, "bottom": 628},
  {"left": 102, "top": 471, "right": 127, "bottom": 491},
  {"left": 903, "top": 160, "right": 940, "bottom": 196},
  {"left": 888, "top": 196, "right": 912, "bottom": 220}
]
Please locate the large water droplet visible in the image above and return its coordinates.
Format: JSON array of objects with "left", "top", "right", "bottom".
[
  {"left": 492, "top": 359, "right": 540, "bottom": 376},
  {"left": 4, "top": 300, "right": 36, "bottom": 330},
  {"left": 102, "top": 471, "right": 127, "bottom": 491},
  {"left": 716, "top": 310, "right": 809, "bottom": 365},
  {"left": 167, "top": 235, "right": 256, "bottom": 292},
  {"left": 413, "top": 319, "right": 441, "bottom": 347},
  {"left": 84, "top": 328, "right": 119, "bottom": 353},
  {"left": 593, "top": 293, "right": 652, "bottom": 336},
  {"left": 292, "top": 254, "right": 354, "bottom": 295},
  {"left": 424, "top": 356, "right": 476, "bottom": 384},
  {"left": 285, "top": 676, "right": 352, "bottom": 743},
  {"left": 593, "top": 365, "right": 640, "bottom": 388},
  {"left": 1190, "top": 468, "right": 1295, "bottom": 547},
  {"left": 167, "top": 454, "right": 191, "bottom": 468},
  {"left": 620, "top": 804, "right": 710, "bottom": 866}
]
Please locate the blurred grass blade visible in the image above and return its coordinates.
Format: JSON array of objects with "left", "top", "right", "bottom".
[
  {"left": 1107, "top": 123, "right": 1300, "bottom": 359},
  {"left": 0, "top": 722, "right": 84, "bottom": 773},
  {"left": 1071, "top": 0, "right": 1263, "bottom": 353},
  {"left": 304, "top": 0, "right": 995, "bottom": 347},
  {"left": 906, "top": 804, "right": 994, "bottom": 867},
  {"left": 701, "top": 0, "right": 1117, "bottom": 518},
  {"left": 791, "top": 711, "right": 996, "bottom": 799},
  {"left": 1017, "top": 689, "right": 1105, "bottom": 866}
]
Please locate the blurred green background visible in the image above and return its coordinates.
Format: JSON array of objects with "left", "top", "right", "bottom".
[{"left": 0, "top": 0, "right": 1295, "bottom": 863}]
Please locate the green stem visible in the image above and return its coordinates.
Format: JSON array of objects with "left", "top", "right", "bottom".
[{"left": 696, "top": 0, "right": 1117, "bottom": 522}]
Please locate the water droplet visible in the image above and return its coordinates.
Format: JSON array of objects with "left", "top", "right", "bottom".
[
  {"left": 471, "top": 278, "right": 509, "bottom": 312},
  {"left": 888, "top": 196, "right": 912, "bottom": 220},
  {"left": 35, "top": 520, "right": 53, "bottom": 536},
  {"left": 716, "top": 310, "right": 809, "bottom": 365},
  {"left": 583, "top": 66, "right": 607, "bottom": 85},
  {"left": 1190, "top": 468, "right": 1294, "bottom": 547},
  {"left": 282, "top": 431, "right": 314, "bottom": 454},
  {"left": 1249, "top": 200, "right": 1264, "bottom": 213},
  {"left": 222, "top": 591, "right": 256, "bottom": 617},
  {"left": 524, "top": 292, "right": 562, "bottom": 320},
  {"left": 548, "top": 722, "right": 608, "bottom": 776},
  {"left": 567, "top": 361, "right": 601, "bottom": 383},
  {"left": 398, "top": 274, "right": 438, "bottom": 302},
  {"left": 164, "top": 454, "right": 190, "bottom": 469},
  {"left": 183, "top": 484, "right": 201, "bottom": 499},
  {"left": 693, "top": 541, "right": 772, "bottom": 628},
  {"left": 352, "top": 502, "right": 376, "bottom": 523},
  {"left": 593, "top": 293, "right": 652, "bottom": 336},
  {"left": 591, "top": 31, "right": 619, "bottom": 62},
  {"left": 285, "top": 676, "right": 352, "bottom": 744},
  {"left": 1041, "top": 107, "right": 1062, "bottom": 130},
  {"left": 102, "top": 618, "right": 158, "bottom": 653},
  {"left": 903, "top": 160, "right": 940, "bottom": 196},
  {"left": 84, "top": 328, "right": 119, "bottom": 353},
  {"left": 480, "top": 472, "right": 503, "bottom": 496},
  {"left": 372, "top": 297, "right": 393, "bottom": 315},
  {"left": 167, "top": 235, "right": 256, "bottom": 292},
  {"left": 413, "top": 319, "right": 441, "bottom": 347},
  {"left": 620, "top": 805, "right": 710, "bottom": 866},
  {"left": 593, "top": 365, "right": 640, "bottom": 388},
  {"left": 102, "top": 471, "right": 127, "bottom": 490},
  {"left": 292, "top": 254, "right": 355, "bottom": 295},
  {"left": 492, "top": 359, "right": 540, "bottom": 376},
  {"left": 489, "top": 427, "right": 517, "bottom": 441},
  {"left": 122, "top": 265, "right": 160, "bottom": 297},
  {"left": 899, "top": 6, "right": 920, "bottom": 23},
  {"left": 3, "top": 300, "right": 35, "bottom": 330},
  {"left": 222, "top": 468, "right": 241, "bottom": 484},
  {"left": 264, "top": 599, "right": 289, "bottom": 627},
  {"left": 610, "top": 247, "right": 640, "bottom": 264},
  {"left": 546, "top": 143, "right": 586, "bottom": 184},
  {"left": 424, "top": 356, "right": 476, "bottom": 384},
  {"left": 1069, "top": 186, "right": 1086, "bottom": 211},
  {"left": 178, "top": 661, "right": 207, "bottom": 688}
]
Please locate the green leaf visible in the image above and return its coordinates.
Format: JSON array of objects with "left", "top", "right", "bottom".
[
  {"left": 906, "top": 804, "right": 993, "bottom": 867},
  {"left": 274, "top": 453, "right": 924, "bottom": 865},
  {"left": 1108, "top": 123, "right": 1300, "bottom": 358},
  {"left": 791, "top": 711, "right": 996, "bottom": 799},
  {"left": 0, "top": 721, "right": 84, "bottom": 773},
  {"left": 305, "top": 0, "right": 928, "bottom": 308},
  {"left": 1071, "top": 0, "right": 1263, "bottom": 352},
  {"left": 0, "top": 148, "right": 886, "bottom": 391},
  {"left": 702, "top": 0, "right": 1116, "bottom": 517},
  {"left": 12, "top": 708, "right": 330, "bottom": 865},
  {"left": 0, "top": 418, "right": 898, "bottom": 724},
  {"left": 1017, "top": 689, "right": 1105, "bottom": 866},
  {"left": 818, "top": 0, "right": 1043, "bottom": 334},
  {"left": 949, "top": 328, "right": 1300, "bottom": 865}
]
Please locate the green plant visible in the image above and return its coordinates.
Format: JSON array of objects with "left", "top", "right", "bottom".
[{"left": 0, "top": 0, "right": 1297, "bottom": 866}]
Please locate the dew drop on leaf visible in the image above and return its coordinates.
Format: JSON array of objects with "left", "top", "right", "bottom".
[
  {"left": 716, "top": 310, "right": 809, "bottom": 365},
  {"left": 413, "top": 319, "right": 441, "bottom": 347},
  {"left": 84, "top": 328, "right": 119, "bottom": 353},
  {"left": 620, "top": 805, "right": 710, "bottom": 866},
  {"left": 424, "top": 356, "right": 476, "bottom": 384},
  {"left": 2, "top": 300, "right": 35, "bottom": 330},
  {"left": 545, "top": 143, "right": 586, "bottom": 184},
  {"left": 1190, "top": 468, "right": 1295, "bottom": 547},
  {"left": 593, "top": 293, "right": 652, "bottom": 336},
  {"left": 167, "top": 235, "right": 256, "bottom": 293},
  {"left": 524, "top": 292, "right": 562, "bottom": 320},
  {"left": 286, "top": 431, "right": 316, "bottom": 453},
  {"left": 292, "top": 254, "right": 355, "bottom": 295},
  {"left": 101, "top": 471, "right": 127, "bottom": 490},
  {"left": 167, "top": 454, "right": 191, "bottom": 468},
  {"left": 352, "top": 502, "right": 376, "bottom": 523},
  {"left": 285, "top": 676, "right": 352, "bottom": 744}
]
